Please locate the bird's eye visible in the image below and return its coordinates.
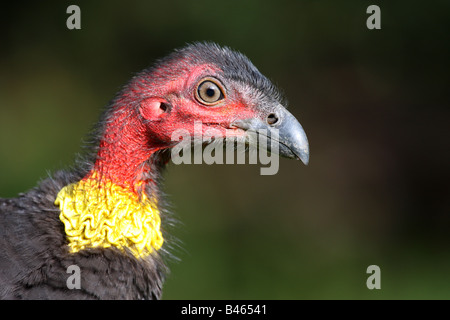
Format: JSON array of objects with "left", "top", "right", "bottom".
[{"left": 195, "top": 78, "right": 225, "bottom": 105}]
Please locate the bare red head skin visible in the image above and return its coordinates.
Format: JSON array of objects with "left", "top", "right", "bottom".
[{"left": 89, "top": 43, "right": 309, "bottom": 195}]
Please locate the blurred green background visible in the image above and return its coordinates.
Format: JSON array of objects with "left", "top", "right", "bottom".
[{"left": 1, "top": 1, "right": 449, "bottom": 299}]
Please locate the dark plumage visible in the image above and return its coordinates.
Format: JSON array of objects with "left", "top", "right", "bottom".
[
  {"left": 0, "top": 42, "right": 309, "bottom": 299},
  {"left": 0, "top": 171, "right": 166, "bottom": 299}
]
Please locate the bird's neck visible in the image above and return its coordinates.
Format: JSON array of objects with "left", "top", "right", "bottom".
[
  {"left": 95, "top": 106, "right": 156, "bottom": 191},
  {"left": 55, "top": 105, "right": 165, "bottom": 258}
]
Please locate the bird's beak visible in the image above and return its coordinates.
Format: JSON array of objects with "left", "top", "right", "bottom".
[{"left": 231, "top": 106, "right": 309, "bottom": 165}]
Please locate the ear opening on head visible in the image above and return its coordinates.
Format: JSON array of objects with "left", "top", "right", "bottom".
[{"left": 139, "top": 97, "right": 171, "bottom": 120}]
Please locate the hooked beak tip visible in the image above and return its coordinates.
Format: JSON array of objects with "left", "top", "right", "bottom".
[{"left": 297, "top": 150, "right": 309, "bottom": 165}]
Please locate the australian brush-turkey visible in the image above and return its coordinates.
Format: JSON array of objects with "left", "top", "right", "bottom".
[{"left": 0, "top": 43, "right": 309, "bottom": 299}]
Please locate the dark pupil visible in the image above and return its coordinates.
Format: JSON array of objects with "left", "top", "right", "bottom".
[{"left": 206, "top": 87, "right": 216, "bottom": 97}]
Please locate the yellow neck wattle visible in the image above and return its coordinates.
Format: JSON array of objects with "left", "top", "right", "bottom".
[{"left": 54, "top": 174, "right": 163, "bottom": 258}]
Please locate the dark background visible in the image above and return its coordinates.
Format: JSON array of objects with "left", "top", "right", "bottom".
[{"left": 0, "top": 1, "right": 449, "bottom": 299}]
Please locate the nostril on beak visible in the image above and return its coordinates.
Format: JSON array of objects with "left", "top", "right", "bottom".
[{"left": 267, "top": 113, "right": 279, "bottom": 126}]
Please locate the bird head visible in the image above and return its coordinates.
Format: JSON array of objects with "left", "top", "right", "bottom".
[
  {"left": 109, "top": 43, "right": 309, "bottom": 168},
  {"left": 56, "top": 43, "right": 310, "bottom": 258}
]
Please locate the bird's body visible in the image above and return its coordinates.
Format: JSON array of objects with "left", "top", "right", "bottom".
[
  {"left": 0, "top": 43, "right": 309, "bottom": 299},
  {"left": 0, "top": 171, "right": 165, "bottom": 299}
]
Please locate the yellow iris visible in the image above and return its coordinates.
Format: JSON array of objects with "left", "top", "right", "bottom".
[{"left": 55, "top": 175, "right": 163, "bottom": 258}]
